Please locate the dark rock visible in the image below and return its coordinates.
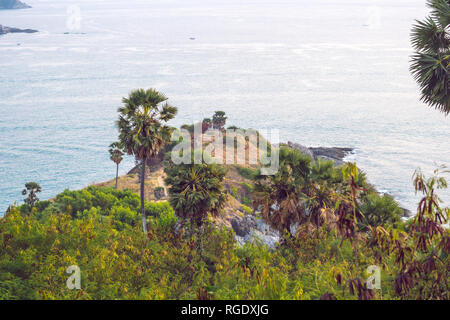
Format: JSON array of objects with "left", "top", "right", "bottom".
[
  {"left": 0, "top": 0, "right": 31, "bottom": 9},
  {"left": 287, "top": 141, "right": 353, "bottom": 166},
  {"left": 402, "top": 208, "right": 414, "bottom": 218},
  {"left": 308, "top": 147, "right": 353, "bottom": 163},
  {"left": 231, "top": 215, "right": 256, "bottom": 237},
  {"left": 0, "top": 24, "right": 38, "bottom": 35}
]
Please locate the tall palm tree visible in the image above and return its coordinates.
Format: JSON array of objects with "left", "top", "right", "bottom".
[
  {"left": 410, "top": 0, "right": 450, "bottom": 114},
  {"left": 164, "top": 152, "right": 227, "bottom": 229},
  {"left": 109, "top": 142, "right": 124, "bottom": 189},
  {"left": 22, "top": 182, "right": 41, "bottom": 208},
  {"left": 117, "top": 88, "right": 177, "bottom": 233}
]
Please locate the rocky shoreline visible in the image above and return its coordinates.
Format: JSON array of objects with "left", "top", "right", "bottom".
[
  {"left": 0, "top": 24, "right": 38, "bottom": 35},
  {"left": 287, "top": 141, "right": 353, "bottom": 166},
  {"left": 227, "top": 141, "right": 414, "bottom": 247},
  {"left": 0, "top": 0, "right": 30, "bottom": 9}
]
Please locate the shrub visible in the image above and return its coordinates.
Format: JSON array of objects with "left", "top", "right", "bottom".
[
  {"left": 145, "top": 201, "right": 173, "bottom": 218},
  {"left": 111, "top": 206, "right": 140, "bottom": 230},
  {"left": 359, "top": 193, "right": 403, "bottom": 230},
  {"left": 34, "top": 201, "right": 51, "bottom": 212}
]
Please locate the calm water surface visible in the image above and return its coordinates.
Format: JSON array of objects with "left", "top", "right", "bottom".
[{"left": 0, "top": 0, "right": 449, "bottom": 213}]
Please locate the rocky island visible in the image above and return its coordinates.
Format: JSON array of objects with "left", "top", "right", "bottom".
[
  {"left": 0, "top": 24, "right": 38, "bottom": 35},
  {"left": 0, "top": 0, "right": 30, "bottom": 9}
]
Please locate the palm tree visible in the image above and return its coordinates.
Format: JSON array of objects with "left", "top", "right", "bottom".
[
  {"left": 117, "top": 88, "right": 177, "bottom": 233},
  {"left": 164, "top": 152, "right": 227, "bottom": 229},
  {"left": 252, "top": 146, "right": 313, "bottom": 235},
  {"left": 410, "top": 0, "right": 450, "bottom": 114},
  {"left": 212, "top": 111, "right": 227, "bottom": 130},
  {"left": 22, "top": 182, "right": 41, "bottom": 208},
  {"left": 109, "top": 142, "right": 124, "bottom": 189},
  {"left": 202, "top": 118, "right": 212, "bottom": 132}
]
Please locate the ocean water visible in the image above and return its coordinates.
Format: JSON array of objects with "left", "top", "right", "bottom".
[{"left": 0, "top": 0, "right": 449, "bottom": 213}]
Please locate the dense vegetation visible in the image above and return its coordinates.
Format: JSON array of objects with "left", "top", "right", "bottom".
[{"left": 1, "top": 152, "right": 448, "bottom": 299}]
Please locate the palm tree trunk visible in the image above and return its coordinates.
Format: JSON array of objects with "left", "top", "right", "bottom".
[
  {"left": 115, "top": 163, "right": 119, "bottom": 189},
  {"left": 141, "top": 158, "right": 147, "bottom": 234}
]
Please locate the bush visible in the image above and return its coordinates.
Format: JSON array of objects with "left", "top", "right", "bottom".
[
  {"left": 111, "top": 206, "right": 140, "bottom": 230},
  {"left": 34, "top": 201, "right": 51, "bottom": 212},
  {"left": 359, "top": 193, "right": 403, "bottom": 230},
  {"left": 145, "top": 201, "right": 177, "bottom": 232},
  {"left": 145, "top": 201, "right": 173, "bottom": 218}
]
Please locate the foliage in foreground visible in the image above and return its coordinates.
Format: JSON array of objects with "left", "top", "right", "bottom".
[
  {"left": 0, "top": 167, "right": 448, "bottom": 300},
  {"left": 0, "top": 199, "right": 376, "bottom": 300}
]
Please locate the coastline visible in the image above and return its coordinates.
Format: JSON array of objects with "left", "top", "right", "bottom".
[{"left": 0, "top": 140, "right": 414, "bottom": 219}]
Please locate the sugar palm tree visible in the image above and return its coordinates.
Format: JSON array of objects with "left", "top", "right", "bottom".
[
  {"left": 109, "top": 142, "right": 124, "bottom": 189},
  {"left": 117, "top": 88, "right": 177, "bottom": 233},
  {"left": 164, "top": 152, "right": 227, "bottom": 229},
  {"left": 252, "top": 147, "right": 313, "bottom": 235},
  {"left": 410, "top": 0, "right": 450, "bottom": 114},
  {"left": 212, "top": 111, "right": 227, "bottom": 130},
  {"left": 22, "top": 182, "right": 41, "bottom": 208}
]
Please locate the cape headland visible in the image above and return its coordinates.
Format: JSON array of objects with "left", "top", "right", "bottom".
[{"left": 0, "top": 0, "right": 31, "bottom": 9}]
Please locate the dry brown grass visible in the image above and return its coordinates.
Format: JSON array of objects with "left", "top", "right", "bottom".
[{"left": 94, "top": 166, "right": 168, "bottom": 202}]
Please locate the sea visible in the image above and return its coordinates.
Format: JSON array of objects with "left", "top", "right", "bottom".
[{"left": 0, "top": 0, "right": 449, "bottom": 214}]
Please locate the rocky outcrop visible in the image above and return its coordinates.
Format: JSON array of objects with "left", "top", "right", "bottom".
[
  {"left": 232, "top": 214, "right": 280, "bottom": 249},
  {"left": 402, "top": 208, "right": 414, "bottom": 218},
  {"left": 287, "top": 141, "right": 353, "bottom": 166},
  {"left": 0, "top": 24, "right": 38, "bottom": 35},
  {"left": 287, "top": 141, "right": 314, "bottom": 158},
  {"left": 0, "top": 0, "right": 30, "bottom": 9},
  {"left": 212, "top": 195, "right": 281, "bottom": 248}
]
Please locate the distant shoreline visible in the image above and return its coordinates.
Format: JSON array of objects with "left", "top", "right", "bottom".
[{"left": 0, "top": 0, "right": 31, "bottom": 10}]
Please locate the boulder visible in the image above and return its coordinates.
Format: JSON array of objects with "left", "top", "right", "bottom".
[
  {"left": 308, "top": 147, "right": 353, "bottom": 163},
  {"left": 232, "top": 214, "right": 281, "bottom": 249},
  {"left": 230, "top": 215, "right": 256, "bottom": 237}
]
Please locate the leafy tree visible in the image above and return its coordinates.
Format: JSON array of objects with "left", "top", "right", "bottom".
[
  {"left": 212, "top": 111, "right": 227, "bottom": 130},
  {"left": 109, "top": 142, "right": 124, "bottom": 189},
  {"left": 164, "top": 152, "right": 227, "bottom": 228},
  {"left": 117, "top": 88, "right": 177, "bottom": 233},
  {"left": 21, "top": 182, "right": 41, "bottom": 208},
  {"left": 410, "top": 0, "right": 450, "bottom": 114}
]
